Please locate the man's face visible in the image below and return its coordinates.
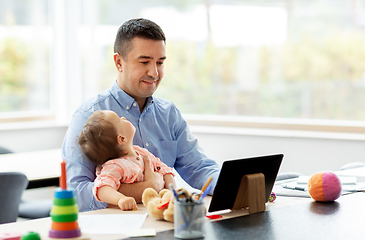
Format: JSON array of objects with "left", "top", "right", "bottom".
[{"left": 115, "top": 37, "right": 166, "bottom": 103}]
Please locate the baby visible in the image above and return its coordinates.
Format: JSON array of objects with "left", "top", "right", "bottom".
[{"left": 78, "top": 110, "right": 175, "bottom": 210}]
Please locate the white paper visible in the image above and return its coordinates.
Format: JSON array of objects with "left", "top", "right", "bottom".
[
  {"left": 125, "top": 228, "right": 156, "bottom": 237},
  {"left": 78, "top": 213, "right": 147, "bottom": 234}
]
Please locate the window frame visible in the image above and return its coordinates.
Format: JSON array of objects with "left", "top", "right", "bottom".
[{"left": 184, "top": 114, "right": 365, "bottom": 135}]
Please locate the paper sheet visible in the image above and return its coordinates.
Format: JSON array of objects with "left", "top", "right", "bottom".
[
  {"left": 78, "top": 213, "right": 147, "bottom": 234},
  {"left": 297, "top": 176, "right": 357, "bottom": 185},
  {"left": 125, "top": 228, "right": 156, "bottom": 237}
]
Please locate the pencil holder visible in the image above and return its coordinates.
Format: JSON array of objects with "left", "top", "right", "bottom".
[{"left": 174, "top": 200, "right": 205, "bottom": 239}]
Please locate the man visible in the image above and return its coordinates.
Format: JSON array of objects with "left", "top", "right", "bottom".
[{"left": 62, "top": 18, "right": 220, "bottom": 212}]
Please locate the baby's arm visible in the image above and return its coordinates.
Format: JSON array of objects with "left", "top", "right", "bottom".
[
  {"left": 164, "top": 173, "right": 176, "bottom": 189},
  {"left": 97, "top": 185, "right": 137, "bottom": 211}
]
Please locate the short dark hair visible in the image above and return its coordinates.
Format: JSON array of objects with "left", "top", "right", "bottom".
[
  {"left": 78, "top": 111, "right": 121, "bottom": 165},
  {"left": 114, "top": 18, "right": 166, "bottom": 60}
]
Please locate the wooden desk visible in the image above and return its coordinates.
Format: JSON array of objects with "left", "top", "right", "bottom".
[
  {"left": 1, "top": 165, "right": 364, "bottom": 239},
  {"left": 0, "top": 149, "right": 61, "bottom": 189},
  {"left": 0, "top": 196, "right": 311, "bottom": 240},
  {"left": 133, "top": 193, "right": 365, "bottom": 240},
  {"left": 1, "top": 192, "right": 363, "bottom": 240}
]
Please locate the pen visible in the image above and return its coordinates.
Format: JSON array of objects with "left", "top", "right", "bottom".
[
  {"left": 169, "top": 183, "right": 179, "bottom": 201},
  {"left": 342, "top": 189, "right": 365, "bottom": 192},
  {"left": 282, "top": 184, "right": 307, "bottom": 192}
]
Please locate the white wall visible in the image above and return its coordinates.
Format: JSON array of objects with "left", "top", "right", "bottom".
[
  {"left": 191, "top": 126, "right": 365, "bottom": 175},
  {"left": 1, "top": 124, "right": 364, "bottom": 176},
  {"left": 0, "top": 123, "right": 68, "bottom": 153}
]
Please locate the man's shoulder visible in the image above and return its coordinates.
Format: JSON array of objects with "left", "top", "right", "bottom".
[
  {"left": 76, "top": 88, "right": 114, "bottom": 114},
  {"left": 152, "top": 96, "right": 176, "bottom": 109},
  {"left": 152, "top": 96, "right": 183, "bottom": 119}
]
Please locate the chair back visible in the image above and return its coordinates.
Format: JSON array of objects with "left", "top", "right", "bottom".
[
  {"left": 0, "top": 146, "right": 13, "bottom": 155},
  {"left": 0, "top": 172, "right": 28, "bottom": 224}
]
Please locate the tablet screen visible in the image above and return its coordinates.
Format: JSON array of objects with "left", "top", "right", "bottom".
[{"left": 208, "top": 154, "right": 283, "bottom": 213}]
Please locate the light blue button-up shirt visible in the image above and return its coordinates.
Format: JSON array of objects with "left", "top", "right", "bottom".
[{"left": 61, "top": 81, "right": 220, "bottom": 212}]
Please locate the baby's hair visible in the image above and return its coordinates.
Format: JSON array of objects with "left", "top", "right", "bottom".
[{"left": 78, "top": 110, "right": 121, "bottom": 165}]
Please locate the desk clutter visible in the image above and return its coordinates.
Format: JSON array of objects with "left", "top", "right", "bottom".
[
  {"left": 276, "top": 170, "right": 365, "bottom": 200},
  {"left": 142, "top": 178, "right": 213, "bottom": 239},
  {"left": 141, "top": 186, "right": 211, "bottom": 223},
  {"left": 0, "top": 231, "right": 41, "bottom": 240},
  {"left": 0, "top": 162, "right": 86, "bottom": 240},
  {"left": 141, "top": 177, "right": 213, "bottom": 224},
  {"left": 142, "top": 188, "right": 175, "bottom": 222}
]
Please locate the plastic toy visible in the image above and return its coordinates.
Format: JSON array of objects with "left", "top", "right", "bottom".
[
  {"left": 307, "top": 171, "right": 342, "bottom": 202},
  {"left": 49, "top": 161, "right": 82, "bottom": 239},
  {"left": 21, "top": 232, "right": 41, "bottom": 240},
  {"left": 269, "top": 192, "right": 276, "bottom": 202},
  {"left": 142, "top": 188, "right": 175, "bottom": 222},
  {"left": 0, "top": 232, "right": 22, "bottom": 240}
]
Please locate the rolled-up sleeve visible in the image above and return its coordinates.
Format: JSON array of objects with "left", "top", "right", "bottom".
[
  {"left": 172, "top": 109, "right": 220, "bottom": 195},
  {"left": 93, "top": 163, "right": 124, "bottom": 201}
]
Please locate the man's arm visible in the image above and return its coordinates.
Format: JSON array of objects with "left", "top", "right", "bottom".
[
  {"left": 117, "top": 154, "right": 164, "bottom": 203},
  {"left": 173, "top": 107, "right": 221, "bottom": 195},
  {"left": 62, "top": 111, "right": 109, "bottom": 212}
]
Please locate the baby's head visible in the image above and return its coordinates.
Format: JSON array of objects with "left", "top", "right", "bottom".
[{"left": 78, "top": 110, "right": 135, "bottom": 165}]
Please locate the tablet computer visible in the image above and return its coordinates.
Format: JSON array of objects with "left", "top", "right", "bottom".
[{"left": 208, "top": 154, "right": 284, "bottom": 213}]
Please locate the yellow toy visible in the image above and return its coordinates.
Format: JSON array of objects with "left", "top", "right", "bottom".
[{"left": 142, "top": 188, "right": 176, "bottom": 222}]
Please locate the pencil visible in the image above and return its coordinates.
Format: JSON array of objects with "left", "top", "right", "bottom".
[
  {"left": 197, "top": 176, "right": 212, "bottom": 200},
  {"left": 201, "top": 177, "right": 212, "bottom": 193}
]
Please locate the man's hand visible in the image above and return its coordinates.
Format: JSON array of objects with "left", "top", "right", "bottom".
[
  {"left": 143, "top": 154, "right": 164, "bottom": 193},
  {"left": 117, "top": 154, "right": 165, "bottom": 203}
]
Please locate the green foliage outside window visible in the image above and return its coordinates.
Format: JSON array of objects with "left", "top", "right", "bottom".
[{"left": 0, "top": 38, "right": 28, "bottom": 111}]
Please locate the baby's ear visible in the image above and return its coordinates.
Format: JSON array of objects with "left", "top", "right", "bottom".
[{"left": 117, "top": 134, "right": 126, "bottom": 145}]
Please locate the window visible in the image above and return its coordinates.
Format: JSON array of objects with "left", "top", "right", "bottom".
[
  {"left": 0, "top": 0, "right": 52, "bottom": 121},
  {"left": 2, "top": 0, "right": 365, "bottom": 133},
  {"left": 81, "top": 0, "right": 365, "bottom": 122}
]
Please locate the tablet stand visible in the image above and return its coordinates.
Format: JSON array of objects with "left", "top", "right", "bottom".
[{"left": 232, "top": 173, "right": 266, "bottom": 214}]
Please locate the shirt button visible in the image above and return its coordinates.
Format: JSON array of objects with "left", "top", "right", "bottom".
[
  {"left": 126, "top": 106, "right": 129, "bottom": 110},
  {"left": 136, "top": 157, "right": 140, "bottom": 160},
  {"left": 146, "top": 142, "right": 149, "bottom": 147},
  {"left": 142, "top": 171, "right": 145, "bottom": 175},
  {"left": 157, "top": 166, "right": 160, "bottom": 170},
  {"left": 133, "top": 103, "right": 137, "bottom": 107}
]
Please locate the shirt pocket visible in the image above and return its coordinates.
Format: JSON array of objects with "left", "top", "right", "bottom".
[{"left": 158, "top": 140, "right": 177, "bottom": 167}]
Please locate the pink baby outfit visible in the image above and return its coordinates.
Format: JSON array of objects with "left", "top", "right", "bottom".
[{"left": 93, "top": 145, "right": 174, "bottom": 201}]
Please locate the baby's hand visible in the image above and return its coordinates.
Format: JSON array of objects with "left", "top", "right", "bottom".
[{"left": 118, "top": 196, "right": 137, "bottom": 211}]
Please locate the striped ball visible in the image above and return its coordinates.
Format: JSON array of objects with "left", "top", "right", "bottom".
[{"left": 307, "top": 171, "right": 342, "bottom": 202}]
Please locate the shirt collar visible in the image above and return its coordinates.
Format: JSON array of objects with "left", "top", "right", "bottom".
[{"left": 110, "top": 80, "right": 154, "bottom": 111}]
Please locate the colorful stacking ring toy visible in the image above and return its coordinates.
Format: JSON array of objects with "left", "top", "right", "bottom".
[{"left": 49, "top": 161, "right": 82, "bottom": 239}]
